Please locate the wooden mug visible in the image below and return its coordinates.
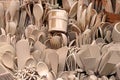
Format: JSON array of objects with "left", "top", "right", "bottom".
[{"left": 48, "top": 9, "right": 68, "bottom": 33}]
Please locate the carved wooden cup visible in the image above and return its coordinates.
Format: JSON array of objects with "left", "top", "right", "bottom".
[{"left": 48, "top": 9, "right": 68, "bottom": 33}]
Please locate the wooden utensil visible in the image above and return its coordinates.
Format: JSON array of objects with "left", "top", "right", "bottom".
[
  {"left": 86, "top": 3, "right": 93, "bottom": 25},
  {"left": 1, "top": 51, "right": 14, "bottom": 70},
  {"left": 33, "top": 3, "right": 43, "bottom": 28},
  {"left": 36, "top": 61, "right": 49, "bottom": 76},
  {"left": 25, "top": 57, "right": 36, "bottom": 67},
  {"left": 62, "top": 0, "right": 74, "bottom": 12},
  {"left": 77, "top": 5, "right": 83, "bottom": 26},
  {"left": 69, "top": 1, "right": 78, "bottom": 18},
  {"left": 0, "top": 42, "right": 15, "bottom": 59},
  {"left": 7, "top": 21, "right": 17, "bottom": 35},
  {"left": 102, "top": 0, "right": 113, "bottom": 13},
  {"left": 112, "top": 22, "right": 120, "bottom": 42},
  {"left": 89, "top": 9, "right": 97, "bottom": 28},
  {"left": 16, "top": 38, "right": 31, "bottom": 69},
  {"left": 56, "top": 46, "right": 68, "bottom": 72},
  {"left": 0, "top": 3, "right": 4, "bottom": 28},
  {"left": 48, "top": 9, "right": 68, "bottom": 33},
  {"left": 8, "top": 0, "right": 20, "bottom": 21},
  {"left": 44, "top": 49, "right": 59, "bottom": 75},
  {"left": 79, "top": 9, "right": 87, "bottom": 32},
  {"left": 115, "top": 0, "right": 120, "bottom": 14}
]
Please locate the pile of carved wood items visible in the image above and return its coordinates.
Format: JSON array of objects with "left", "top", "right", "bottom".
[{"left": 0, "top": 0, "right": 120, "bottom": 80}]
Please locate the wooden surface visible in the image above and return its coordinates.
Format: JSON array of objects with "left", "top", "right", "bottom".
[{"left": 0, "top": 0, "right": 12, "bottom": 10}]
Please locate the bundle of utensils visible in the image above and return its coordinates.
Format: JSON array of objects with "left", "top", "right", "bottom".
[{"left": 0, "top": 0, "right": 120, "bottom": 80}]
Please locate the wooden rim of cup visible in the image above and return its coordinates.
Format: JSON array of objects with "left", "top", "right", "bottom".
[{"left": 112, "top": 22, "right": 120, "bottom": 42}]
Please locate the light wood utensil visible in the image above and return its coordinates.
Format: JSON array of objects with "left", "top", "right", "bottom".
[
  {"left": 44, "top": 49, "right": 59, "bottom": 75},
  {"left": 79, "top": 9, "right": 87, "bottom": 32},
  {"left": 77, "top": 5, "right": 83, "bottom": 26},
  {"left": 36, "top": 61, "right": 49, "bottom": 76},
  {"left": 56, "top": 46, "right": 68, "bottom": 72},
  {"left": 18, "top": 10, "right": 27, "bottom": 33},
  {"left": 112, "top": 22, "right": 120, "bottom": 42},
  {"left": 7, "top": 21, "right": 17, "bottom": 35},
  {"left": 88, "top": 75, "right": 97, "bottom": 80},
  {"left": 115, "top": 0, "right": 120, "bottom": 14},
  {"left": 102, "top": 0, "right": 113, "bottom": 13},
  {"left": 25, "top": 24, "right": 36, "bottom": 38},
  {"left": 0, "top": 3, "right": 4, "bottom": 28},
  {"left": 62, "top": 0, "right": 74, "bottom": 12},
  {"left": 16, "top": 38, "right": 31, "bottom": 69},
  {"left": 69, "top": 1, "right": 78, "bottom": 18},
  {"left": 89, "top": 9, "right": 97, "bottom": 28},
  {"left": 0, "top": 42, "right": 15, "bottom": 59},
  {"left": 25, "top": 57, "right": 36, "bottom": 67},
  {"left": 1, "top": 51, "right": 14, "bottom": 70},
  {"left": 8, "top": 0, "right": 20, "bottom": 21},
  {"left": 33, "top": 2, "right": 43, "bottom": 28},
  {"left": 86, "top": 3, "right": 93, "bottom": 25}
]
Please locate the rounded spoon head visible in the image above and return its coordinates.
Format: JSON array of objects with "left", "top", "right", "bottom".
[
  {"left": 36, "top": 61, "right": 49, "bottom": 76},
  {"left": 33, "top": 3, "right": 43, "bottom": 25}
]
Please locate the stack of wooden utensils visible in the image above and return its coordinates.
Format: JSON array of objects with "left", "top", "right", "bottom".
[{"left": 0, "top": 0, "right": 120, "bottom": 80}]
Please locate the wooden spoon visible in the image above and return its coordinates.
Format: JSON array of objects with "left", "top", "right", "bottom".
[
  {"left": 79, "top": 9, "right": 87, "bottom": 32},
  {"left": 25, "top": 24, "right": 36, "bottom": 38},
  {"left": 33, "top": 3, "right": 43, "bottom": 28},
  {"left": 8, "top": 0, "right": 20, "bottom": 21},
  {"left": 102, "top": 0, "right": 113, "bottom": 13},
  {"left": 16, "top": 38, "right": 31, "bottom": 69},
  {"left": 46, "top": 72, "right": 56, "bottom": 80},
  {"left": 69, "top": 1, "right": 78, "bottom": 18},
  {"left": 86, "top": 3, "right": 93, "bottom": 25},
  {"left": 44, "top": 49, "right": 59, "bottom": 75},
  {"left": 0, "top": 3, "right": 4, "bottom": 28},
  {"left": 88, "top": 75, "right": 97, "bottom": 80},
  {"left": 62, "top": 0, "right": 71, "bottom": 12},
  {"left": 77, "top": 5, "right": 83, "bottom": 26},
  {"left": 36, "top": 61, "right": 49, "bottom": 76},
  {"left": 89, "top": 9, "right": 97, "bottom": 28},
  {"left": 0, "top": 42, "right": 15, "bottom": 59},
  {"left": 1, "top": 51, "right": 14, "bottom": 70},
  {"left": 25, "top": 57, "right": 36, "bottom": 67},
  {"left": 115, "top": 0, "right": 120, "bottom": 14},
  {"left": 78, "top": 0, "right": 84, "bottom": 7},
  {"left": 8, "top": 21, "right": 17, "bottom": 35}
]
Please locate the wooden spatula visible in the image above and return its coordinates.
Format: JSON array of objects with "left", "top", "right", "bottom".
[{"left": 16, "top": 38, "right": 31, "bottom": 69}]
